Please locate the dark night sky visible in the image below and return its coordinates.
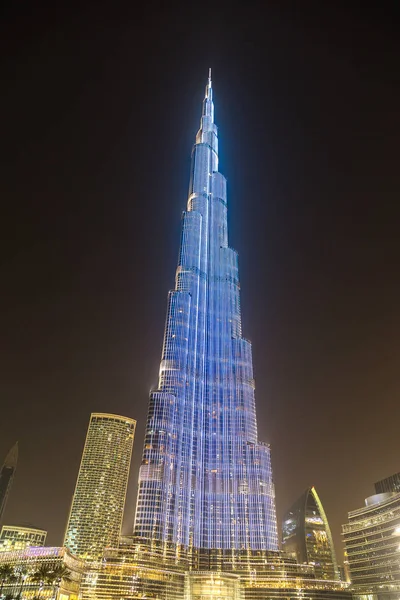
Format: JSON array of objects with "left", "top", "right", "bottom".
[{"left": 1, "top": 2, "right": 399, "bottom": 560}]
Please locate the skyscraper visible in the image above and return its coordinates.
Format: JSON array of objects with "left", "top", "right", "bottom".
[
  {"left": 0, "top": 442, "right": 18, "bottom": 524},
  {"left": 282, "top": 486, "right": 339, "bottom": 581},
  {"left": 134, "top": 71, "right": 278, "bottom": 558},
  {"left": 64, "top": 413, "right": 136, "bottom": 561}
]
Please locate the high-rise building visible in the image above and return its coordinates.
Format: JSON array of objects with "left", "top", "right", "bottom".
[
  {"left": 342, "top": 490, "right": 400, "bottom": 600},
  {"left": 0, "top": 524, "right": 47, "bottom": 552},
  {"left": 64, "top": 413, "right": 136, "bottom": 561},
  {"left": 375, "top": 472, "right": 400, "bottom": 494},
  {"left": 282, "top": 486, "right": 339, "bottom": 581},
  {"left": 0, "top": 442, "right": 18, "bottom": 523},
  {"left": 133, "top": 69, "right": 278, "bottom": 562}
]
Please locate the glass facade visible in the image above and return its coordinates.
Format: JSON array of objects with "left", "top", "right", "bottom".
[
  {"left": 282, "top": 486, "right": 339, "bottom": 581},
  {"left": 64, "top": 413, "right": 136, "bottom": 561},
  {"left": 134, "top": 71, "right": 278, "bottom": 556},
  {"left": 0, "top": 525, "right": 47, "bottom": 552},
  {"left": 186, "top": 572, "right": 243, "bottom": 600},
  {"left": 342, "top": 491, "right": 400, "bottom": 600}
]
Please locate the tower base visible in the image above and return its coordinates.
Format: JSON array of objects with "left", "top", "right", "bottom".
[{"left": 80, "top": 544, "right": 352, "bottom": 600}]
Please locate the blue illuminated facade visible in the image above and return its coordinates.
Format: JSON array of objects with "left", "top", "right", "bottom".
[{"left": 134, "top": 72, "right": 278, "bottom": 553}]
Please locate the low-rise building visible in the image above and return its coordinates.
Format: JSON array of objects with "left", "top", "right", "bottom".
[
  {"left": 80, "top": 544, "right": 351, "bottom": 600},
  {"left": 0, "top": 524, "right": 47, "bottom": 552},
  {"left": 342, "top": 489, "right": 400, "bottom": 600}
]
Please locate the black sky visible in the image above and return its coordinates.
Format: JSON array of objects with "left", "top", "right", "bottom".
[{"left": 1, "top": 2, "right": 399, "bottom": 559}]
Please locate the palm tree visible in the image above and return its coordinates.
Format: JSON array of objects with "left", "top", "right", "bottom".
[
  {"left": 31, "top": 564, "right": 72, "bottom": 600},
  {"left": 0, "top": 564, "right": 16, "bottom": 598},
  {"left": 47, "top": 565, "right": 72, "bottom": 600},
  {"left": 14, "top": 566, "right": 29, "bottom": 600},
  {"left": 31, "top": 564, "right": 54, "bottom": 599}
]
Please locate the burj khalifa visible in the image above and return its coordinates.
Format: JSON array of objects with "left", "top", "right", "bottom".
[{"left": 134, "top": 71, "right": 278, "bottom": 557}]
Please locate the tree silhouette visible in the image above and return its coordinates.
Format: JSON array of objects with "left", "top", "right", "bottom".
[{"left": 0, "top": 564, "right": 16, "bottom": 597}]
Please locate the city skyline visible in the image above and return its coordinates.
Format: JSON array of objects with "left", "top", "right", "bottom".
[{"left": 1, "top": 2, "right": 399, "bottom": 562}]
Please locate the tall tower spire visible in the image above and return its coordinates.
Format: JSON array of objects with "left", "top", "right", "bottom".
[
  {"left": 134, "top": 73, "right": 278, "bottom": 560},
  {"left": 206, "top": 67, "right": 212, "bottom": 97},
  {"left": 0, "top": 442, "right": 18, "bottom": 523}
]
